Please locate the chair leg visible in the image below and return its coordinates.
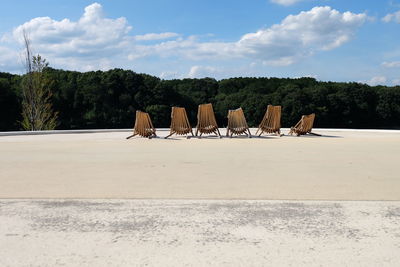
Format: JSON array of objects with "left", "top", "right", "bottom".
[
  {"left": 165, "top": 132, "right": 175, "bottom": 139},
  {"left": 216, "top": 128, "right": 222, "bottom": 138},
  {"left": 126, "top": 133, "right": 137, "bottom": 139},
  {"left": 187, "top": 130, "right": 194, "bottom": 138},
  {"left": 247, "top": 129, "right": 252, "bottom": 138}
]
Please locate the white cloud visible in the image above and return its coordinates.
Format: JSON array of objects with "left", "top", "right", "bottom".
[
  {"left": 0, "top": 46, "right": 24, "bottom": 72},
  {"left": 382, "top": 61, "right": 400, "bottom": 68},
  {"left": 293, "top": 74, "right": 318, "bottom": 79},
  {"left": 159, "top": 71, "right": 180, "bottom": 79},
  {"left": 135, "top": 6, "right": 367, "bottom": 66},
  {"left": 234, "top": 6, "right": 366, "bottom": 63},
  {"left": 239, "top": 7, "right": 366, "bottom": 53},
  {"left": 360, "top": 76, "right": 387, "bottom": 86},
  {"left": 382, "top": 10, "right": 400, "bottom": 23},
  {"left": 12, "top": 2, "right": 131, "bottom": 61},
  {"left": 391, "top": 78, "right": 400, "bottom": 85},
  {"left": 188, "top": 66, "right": 220, "bottom": 78},
  {"left": 270, "top": 0, "right": 306, "bottom": 6},
  {"left": 134, "top": 32, "right": 179, "bottom": 41},
  {"left": 186, "top": 64, "right": 263, "bottom": 79},
  {"left": 0, "top": 4, "right": 367, "bottom": 75},
  {"left": 262, "top": 57, "right": 295, "bottom": 66},
  {"left": 3, "top": 2, "right": 141, "bottom": 72}
]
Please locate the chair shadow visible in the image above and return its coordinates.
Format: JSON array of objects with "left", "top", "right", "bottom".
[
  {"left": 225, "top": 136, "right": 253, "bottom": 139},
  {"left": 251, "top": 135, "right": 281, "bottom": 139},
  {"left": 192, "top": 135, "right": 223, "bottom": 139},
  {"left": 319, "top": 134, "right": 343, "bottom": 138},
  {"left": 127, "top": 133, "right": 343, "bottom": 140},
  {"left": 163, "top": 136, "right": 192, "bottom": 140},
  {"left": 282, "top": 134, "right": 343, "bottom": 138}
]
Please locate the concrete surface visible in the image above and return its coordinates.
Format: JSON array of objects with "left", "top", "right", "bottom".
[
  {"left": 1, "top": 129, "right": 400, "bottom": 200},
  {"left": 0, "top": 199, "right": 399, "bottom": 266}
]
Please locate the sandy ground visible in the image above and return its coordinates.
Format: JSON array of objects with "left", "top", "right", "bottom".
[
  {"left": 1, "top": 199, "right": 399, "bottom": 266},
  {"left": 0, "top": 128, "right": 400, "bottom": 200}
]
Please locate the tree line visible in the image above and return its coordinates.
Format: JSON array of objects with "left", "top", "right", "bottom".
[{"left": 1, "top": 68, "right": 399, "bottom": 131}]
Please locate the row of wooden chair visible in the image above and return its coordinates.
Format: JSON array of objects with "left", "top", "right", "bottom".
[{"left": 126, "top": 104, "right": 318, "bottom": 139}]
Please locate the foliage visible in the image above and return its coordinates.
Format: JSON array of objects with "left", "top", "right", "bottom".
[
  {"left": 0, "top": 68, "right": 399, "bottom": 131},
  {"left": 0, "top": 73, "right": 21, "bottom": 131},
  {"left": 20, "top": 55, "right": 58, "bottom": 130}
]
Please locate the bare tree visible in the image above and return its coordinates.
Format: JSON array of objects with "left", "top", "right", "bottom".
[{"left": 20, "top": 30, "right": 58, "bottom": 130}]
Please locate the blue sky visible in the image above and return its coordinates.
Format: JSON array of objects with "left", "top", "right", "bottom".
[{"left": 1, "top": 0, "right": 400, "bottom": 85}]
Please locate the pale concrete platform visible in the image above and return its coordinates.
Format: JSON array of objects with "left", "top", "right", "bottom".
[
  {"left": 1, "top": 200, "right": 399, "bottom": 266},
  {"left": 1, "top": 129, "right": 399, "bottom": 266},
  {"left": 1, "top": 129, "right": 400, "bottom": 200}
]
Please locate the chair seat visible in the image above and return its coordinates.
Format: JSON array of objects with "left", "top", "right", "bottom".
[
  {"left": 126, "top": 111, "right": 156, "bottom": 139},
  {"left": 289, "top": 113, "right": 316, "bottom": 136},
  {"left": 196, "top": 103, "right": 221, "bottom": 137},
  {"left": 165, "top": 107, "right": 193, "bottom": 138},
  {"left": 256, "top": 105, "right": 281, "bottom": 136},
  {"left": 226, "top": 108, "right": 251, "bottom": 137}
]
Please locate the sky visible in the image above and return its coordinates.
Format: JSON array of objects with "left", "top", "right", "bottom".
[{"left": 0, "top": 0, "right": 400, "bottom": 85}]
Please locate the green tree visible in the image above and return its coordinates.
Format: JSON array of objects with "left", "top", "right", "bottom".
[
  {"left": 0, "top": 75, "right": 20, "bottom": 130},
  {"left": 20, "top": 32, "right": 58, "bottom": 130}
]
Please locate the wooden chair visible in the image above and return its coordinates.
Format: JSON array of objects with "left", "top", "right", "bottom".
[
  {"left": 226, "top": 108, "right": 251, "bottom": 137},
  {"left": 256, "top": 105, "right": 282, "bottom": 136},
  {"left": 126, "top": 110, "right": 157, "bottom": 139},
  {"left": 165, "top": 107, "right": 194, "bottom": 139},
  {"left": 288, "top": 113, "right": 320, "bottom": 136},
  {"left": 195, "top": 103, "right": 221, "bottom": 138}
]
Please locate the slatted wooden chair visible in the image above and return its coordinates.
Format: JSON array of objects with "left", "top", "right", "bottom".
[
  {"left": 165, "top": 107, "right": 194, "bottom": 139},
  {"left": 126, "top": 110, "right": 157, "bottom": 139},
  {"left": 195, "top": 103, "right": 221, "bottom": 138},
  {"left": 255, "top": 105, "right": 282, "bottom": 136},
  {"left": 288, "top": 113, "right": 320, "bottom": 136},
  {"left": 226, "top": 108, "right": 251, "bottom": 138}
]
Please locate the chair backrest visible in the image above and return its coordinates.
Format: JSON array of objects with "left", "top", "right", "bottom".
[
  {"left": 134, "top": 110, "right": 156, "bottom": 137},
  {"left": 259, "top": 105, "right": 281, "bottom": 131},
  {"left": 170, "top": 107, "right": 192, "bottom": 135},
  {"left": 227, "top": 108, "right": 249, "bottom": 134},
  {"left": 298, "top": 113, "right": 315, "bottom": 133},
  {"left": 196, "top": 103, "right": 219, "bottom": 133}
]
